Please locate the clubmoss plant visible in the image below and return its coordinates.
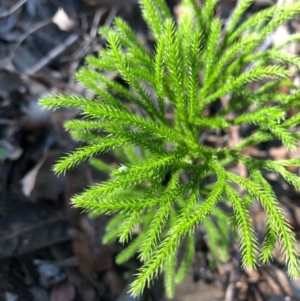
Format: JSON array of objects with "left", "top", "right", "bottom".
[{"left": 40, "top": 0, "right": 300, "bottom": 297}]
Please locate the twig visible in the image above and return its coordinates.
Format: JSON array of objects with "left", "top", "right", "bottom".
[
  {"left": 33, "top": 257, "right": 78, "bottom": 268},
  {"left": 0, "top": 118, "right": 21, "bottom": 125},
  {"left": 224, "top": 245, "right": 241, "bottom": 301},
  {"left": 2, "top": 18, "right": 53, "bottom": 65},
  {"left": 103, "top": 6, "right": 119, "bottom": 27},
  {"left": 67, "top": 9, "right": 105, "bottom": 86},
  {"left": 72, "top": 9, "right": 105, "bottom": 61},
  {"left": 67, "top": 6, "right": 118, "bottom": 87},
  {"left": 0, "top": 0, "right": 27, "bottom": 18},
  {"left": 90, "top": 9, "right": 105, "bottom": 38},
  {"left": 0, "top": 67, "right": 89, "bottom": 96},
  {"left": 25, "top": 33, "right": 79, "bottom": 75}
]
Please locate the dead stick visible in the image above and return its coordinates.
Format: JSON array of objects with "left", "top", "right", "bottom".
[
  {"left": 0, "top": 0, "right": 27, "bottom": 18},
  {"left": 25, "top": 34, "right": 79, "bottom": 75}
]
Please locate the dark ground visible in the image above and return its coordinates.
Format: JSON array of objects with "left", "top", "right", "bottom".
[{"left": 1, "top": 0, "right": 300, "bottom": 300}]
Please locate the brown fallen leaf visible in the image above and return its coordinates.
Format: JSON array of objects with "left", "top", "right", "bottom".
[
  {"left": 20, "top": 154, "right": 49, "bottom": 197},
  {"left": 72, "top": 217, "right": 113, "bottom": 275},
  {"left": 269, "top": 146, "right": 288, "bottom": 161},
  {"left": 261, "top": 266, "right": 296, "bottom": 300},
  {"left": 50, "top": 281, "right": 76, "bottom": 301}
]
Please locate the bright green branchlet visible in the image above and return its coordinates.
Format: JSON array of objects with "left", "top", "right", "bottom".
[{"left": 40, "top": 0, "right": 300, "bottom": 297}]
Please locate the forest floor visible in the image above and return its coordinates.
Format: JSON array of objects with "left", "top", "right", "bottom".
[{"left": 1, "top": 0, "right": 300, "bottom": 300}]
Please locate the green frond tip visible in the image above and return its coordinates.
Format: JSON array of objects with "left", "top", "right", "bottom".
[
  {"left": 53, "top": 138, "right": 127, "bottom": 174},
  {"left": 225, "top": 185, "right": 258, "bottom": 268},
  {"left": 226, "top": 0, "right": 254, "bottom": 34},
  {"left": 39, "top": 94, "right": 89, "bottom": 111}
]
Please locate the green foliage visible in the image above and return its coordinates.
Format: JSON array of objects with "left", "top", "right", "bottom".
[{"left": 39, "top": 0, "right": 300, "bottom": 297}]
